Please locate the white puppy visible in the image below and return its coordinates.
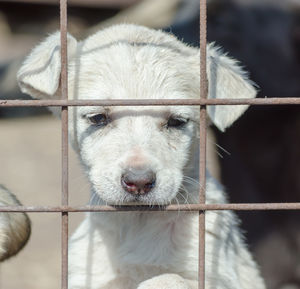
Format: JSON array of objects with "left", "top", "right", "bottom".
[{"left": 17, "top": 24, "right": 265, "bottom": 289}]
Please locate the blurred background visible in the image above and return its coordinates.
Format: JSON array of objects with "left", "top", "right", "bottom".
[{"left": 0, "top": 0, "right": 300, "bottom": 288}]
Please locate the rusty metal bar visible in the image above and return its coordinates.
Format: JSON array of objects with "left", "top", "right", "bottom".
[
  {"left": 60, "top": 0, "right": 69, "bottom": 289},
  {"left": 199, "top": 0, "right": 207, "bottom": 288},
  {"left": 1, "top": 97, "right": 300, "bottom": 107},
  {"left": 1, "top": 203, "right": 300, "bottom": 212}
]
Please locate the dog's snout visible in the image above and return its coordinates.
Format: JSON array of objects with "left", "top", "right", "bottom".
[{"left": 121, "top": 167, "right": 156, "bottom": 195}]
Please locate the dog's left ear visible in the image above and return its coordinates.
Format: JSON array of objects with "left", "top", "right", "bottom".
[
  {"left": 17, "top": 32, "right": 77, "bottom": 100},
  {"left": 203, "top": 44, "right": 257, "bottom": 132}
]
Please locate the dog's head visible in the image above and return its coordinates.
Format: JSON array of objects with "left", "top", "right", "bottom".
[{"left": 17, "top": 24, "right": 256, "bottom": 205}]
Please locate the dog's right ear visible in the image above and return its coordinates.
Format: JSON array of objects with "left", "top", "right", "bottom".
[
  {"left": 17, "top": 32, "right": 77, "bottom": 99},
  {"left": 205, "top": 44, "right": 257, "bottom": 132}
]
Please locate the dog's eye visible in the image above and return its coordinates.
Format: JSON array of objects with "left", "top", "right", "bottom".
[
  {"left": 88, "top": 114, "right": 109, "bottom": 126},
  {"left": 167, "top": 117, "right": 189, "bottom": 129}
]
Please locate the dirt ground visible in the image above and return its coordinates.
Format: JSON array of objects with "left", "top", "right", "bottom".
[{"left": 0, "top": 115, "right": 89, "bottom": 289}]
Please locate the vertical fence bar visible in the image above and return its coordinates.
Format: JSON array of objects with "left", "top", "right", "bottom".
[
  {"left": 199, "top": 0, "right": 208, "bottom": 288},
  {"left": 60, "top": 0, "right": 69, "bottom": 288}
]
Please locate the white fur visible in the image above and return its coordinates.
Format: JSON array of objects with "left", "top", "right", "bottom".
[{"left": 18, "top": 24, "right": 265, "bottom": 289}]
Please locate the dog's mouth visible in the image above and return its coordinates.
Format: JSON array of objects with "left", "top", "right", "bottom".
[
  {"left": 120, "top": 192, "right": 163, "bottom": 205},
  {"left": 92, "top": 187, "right": 177, "bottom": 206}
]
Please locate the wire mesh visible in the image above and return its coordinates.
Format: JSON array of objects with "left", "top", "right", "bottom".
[{"left": 0, "top": 0, "right": 300, "bottom": 288}]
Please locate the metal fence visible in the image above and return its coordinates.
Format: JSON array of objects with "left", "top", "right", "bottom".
[{"left": 1, "top": 0, "right": 300, "bottom": 289}]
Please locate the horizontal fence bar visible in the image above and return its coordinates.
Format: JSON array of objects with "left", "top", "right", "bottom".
[
  {"left": 1, "top": 203, "right": 300, "bottom": 212},
  {"left": 1, "top": 97, "right": 300, "bottom": 107}
]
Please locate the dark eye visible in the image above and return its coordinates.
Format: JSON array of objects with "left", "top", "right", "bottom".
[
  {"left": 167, "top": 117, "right": 189, "bottom": 129},
  {"left": 88, "top": 114, "right": 109, "bottom": 127}
]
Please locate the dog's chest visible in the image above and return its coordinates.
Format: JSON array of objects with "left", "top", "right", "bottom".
[{"left": 101, "top": 212, "right": 198, "bottom": 272}]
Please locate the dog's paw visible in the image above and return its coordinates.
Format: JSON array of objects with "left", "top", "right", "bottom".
[
  {"left": 137, "top": 274, "right": 190, "bottom": 289},
  {"left": 0, "top": 185, "right": 31, "bottom": 261}
]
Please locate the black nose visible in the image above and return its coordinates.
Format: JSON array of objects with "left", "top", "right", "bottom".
[{"left": 121, "top": 167, "right": 156, "bottom": 195}]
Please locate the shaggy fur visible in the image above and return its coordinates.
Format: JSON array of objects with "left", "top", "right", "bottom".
[
  {"left": 18, "top": 24, "right": 265, "bottom": 289},
  {"left": 0, "top": 185, "right": 31, "bottom": 261}
]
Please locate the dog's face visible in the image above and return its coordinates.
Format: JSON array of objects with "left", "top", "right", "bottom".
[
  {"left": 70, "top": 37, "right": 199, "bottom": 204},
  {"left": 17, "top": 24, "right": 256, "bottom": 205},
  {"left": 77, "top": 105, "right": 196, "bottom": 205}
]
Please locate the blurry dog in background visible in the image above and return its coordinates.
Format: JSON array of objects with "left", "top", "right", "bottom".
[{"left": 0, "top": 185, "right": 31, "bottom": 262}]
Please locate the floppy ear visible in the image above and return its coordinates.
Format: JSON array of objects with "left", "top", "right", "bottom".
[
  {"left": 17, "top": 32, "right": 77, "bottom": 99},
  {"left": 206, "top": 44, "right": 257, "bottom": 132}
]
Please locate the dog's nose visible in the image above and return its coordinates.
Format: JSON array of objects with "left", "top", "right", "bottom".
[{"left": 121, "top": 167, "right": 156, "bottom": 195}]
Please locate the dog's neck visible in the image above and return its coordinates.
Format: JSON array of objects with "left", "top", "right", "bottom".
[{"left": 89, "top": 210, "right": 198, "bottom": 270}]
